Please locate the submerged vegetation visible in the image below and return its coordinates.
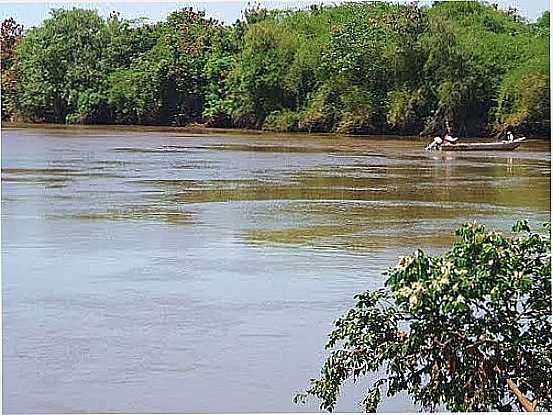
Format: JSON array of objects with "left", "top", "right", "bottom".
[
  {"left": 1, "top": 2, "right": 550, "bottom": 137},
  {"left": 296, "top": 221, "right": 552, "bottom": 412}
]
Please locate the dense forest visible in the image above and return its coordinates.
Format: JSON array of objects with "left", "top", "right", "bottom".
[{"left": 1, "top": 1, "right": 550, "bottom": 137}]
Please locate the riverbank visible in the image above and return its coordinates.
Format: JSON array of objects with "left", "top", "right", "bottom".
[
  {"left": 2, "top": 121, "right": 429, "bottom": 141},
  {"left": 3, "top": 122, "right": 549, "bottom": 142},
  {"left": 2, "top": 121, "right": 269, "bottom": 137}
]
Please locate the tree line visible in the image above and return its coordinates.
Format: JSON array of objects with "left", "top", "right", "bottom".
[{"left": 1, "top": 1, "right": 550, "bottom": 137}]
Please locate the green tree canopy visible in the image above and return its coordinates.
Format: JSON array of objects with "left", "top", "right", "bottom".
[
  {"left": 3, "top": 1, "right": 550, "bottom": 136},
  {"left": 14, "top": 9, "right": 112, "bottom": 122}
]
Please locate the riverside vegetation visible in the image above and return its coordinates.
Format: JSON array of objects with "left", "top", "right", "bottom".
[
  {"left": 1, "top": 1, "right": 550, "bottom": 137},
  {"left": 296, "top": 221, "right": 552, "bottom": 412}
]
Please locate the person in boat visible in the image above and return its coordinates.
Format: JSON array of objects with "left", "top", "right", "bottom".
[
  {"left": 442, "top": 129, "right": 459, "bottom": 144},
  {"left": 506, "top": 131, "right": 514, "bottom": 142},
  {"left": 426, "top": 136, "right": 443, "bottom": 150},
  {"left": 426, "top": 129, "right": 458, "bottom": 150}
]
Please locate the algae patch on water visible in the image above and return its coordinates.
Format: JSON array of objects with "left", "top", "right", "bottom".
[
  {"left": 243, "top": 224, "right": 454, "bottom": 251},
  {"left": 244, "top": 224, "right": 363, "bottom": 245},
  {"left": 58, "top": 208, "right": 194, "bottom": 225}
]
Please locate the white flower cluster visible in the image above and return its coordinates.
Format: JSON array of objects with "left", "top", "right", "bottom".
[
  {"left": 398, "top": 281, "right": 425, "bottom": 307},
  {"left": 397, "top": 255, "right": 414, "bottom": 271}
]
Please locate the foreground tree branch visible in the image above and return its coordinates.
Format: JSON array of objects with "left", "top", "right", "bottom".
[{"left": 296, "top": 221, "right": 551, "bottom": 412}]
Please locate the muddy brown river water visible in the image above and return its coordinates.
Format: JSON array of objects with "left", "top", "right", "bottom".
[{"left": 2, "top": 127, "right": 550, "bottom": 412}]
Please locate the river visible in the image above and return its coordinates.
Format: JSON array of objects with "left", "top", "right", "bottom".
[{"left": 2, "top": 127, "right": 550, "bottom": 413}]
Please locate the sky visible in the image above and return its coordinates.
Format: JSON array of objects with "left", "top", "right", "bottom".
[{"left": 0, "top": 0, "right": 549, "bottom": 28}]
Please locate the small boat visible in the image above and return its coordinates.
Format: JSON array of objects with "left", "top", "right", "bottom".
[{"left": 440, "top": 137, "right": 526, "bottom": 152}]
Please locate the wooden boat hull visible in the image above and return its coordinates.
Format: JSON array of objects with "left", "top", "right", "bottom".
[{"left": 440, "top": 138, "right": 526, "bottom": 151}]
